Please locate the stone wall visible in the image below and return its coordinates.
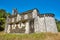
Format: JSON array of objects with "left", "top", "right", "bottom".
[
  {"left": 32, "top": 9, "right": 38, "bottom": 18},
  {"left": 16, "top": 14, "right": 21, "bottom": 21},
  {"left": 34, "top": 16, "right": 39, "bottom": 33},
  {"left": 34, "top": 14, "right": 58, "bottom": 33},
  {"left": 38, "top": 17, "right": 46, "bottom": 32},
  {"left": 7, "top": 24, "right": 10, "bottom": 33},
  {"left": 45, "top": 17, "right": 58, "bottom": 33},
  {"left": 34, "top": 16, "right": 46, "bottom": 33},
  {"left": 25, "top": 21, "right": 30, "bottom": 33}
]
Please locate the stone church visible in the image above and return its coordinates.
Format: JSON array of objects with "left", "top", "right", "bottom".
[{"left": 5, "top": 8, "right": 58, "bottom": 34}]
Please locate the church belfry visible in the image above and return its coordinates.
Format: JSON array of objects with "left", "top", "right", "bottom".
[{"left": 12, "top": 8, "right": 18, "bottom": 15}]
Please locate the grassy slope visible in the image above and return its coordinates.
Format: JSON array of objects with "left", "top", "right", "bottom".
[
  {"left": 0, "top": 20, "right": 60, "bottom": 40},
  {"left": 0, "top": 32, "right": 60, "bottom": 40}
]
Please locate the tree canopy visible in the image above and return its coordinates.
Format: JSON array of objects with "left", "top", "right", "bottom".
[{"left": 0, "top": 9, "right": 10, "bottom": 31}]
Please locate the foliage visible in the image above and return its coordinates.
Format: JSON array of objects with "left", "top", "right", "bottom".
[
  {"left": 0, "top": 9, "right": 10, "bottom": 31},
  {"left": 56, "top": 19, "right": 60, "bottom": 32}
]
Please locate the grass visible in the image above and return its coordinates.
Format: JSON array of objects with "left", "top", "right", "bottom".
[{"left": 0, "top": 32, "right": 60, "bottom": 40}]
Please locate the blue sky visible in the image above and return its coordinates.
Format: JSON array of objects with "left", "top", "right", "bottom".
[{"left": 0, "top": 0, "right": 60, "bottom": 20}]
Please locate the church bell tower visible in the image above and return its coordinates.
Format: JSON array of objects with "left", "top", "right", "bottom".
[{"left": 12, "top": 8, "right": 18, "bottom": 15}]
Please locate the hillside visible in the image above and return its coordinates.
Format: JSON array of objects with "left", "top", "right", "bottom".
[
  {"left": 0, "top": 32, "right": 60, "bottom": 40},
  {"left": 0, "top": 9, "right": 60, "bottom": 40}
]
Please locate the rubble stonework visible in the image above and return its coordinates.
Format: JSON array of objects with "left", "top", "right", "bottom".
[{"left": 5, "top": 8, "right": 58, "bottom": 33}]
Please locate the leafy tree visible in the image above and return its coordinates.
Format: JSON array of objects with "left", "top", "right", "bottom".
[
  {"left": 0, "top": 9, "right": 10, "bottom": 31},
  {"left": 55, "top": 19, "right": 60, "bottom": 32}
]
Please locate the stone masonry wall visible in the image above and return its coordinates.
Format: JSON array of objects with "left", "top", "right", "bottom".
[
  {"left": 34, "top": 15, "right": 58, "bottom": 33},
  {"left": 38, "top": 17, "right": 46, "bottom": 32},
  {"left": 34, "top": 17, "right": 39, "bottom": 33},
  {"left": 25, "top": 21, "right": 30, "bottom": 33},
  {"left": 45, "top": 17, "right": 58, "bottom": 33}
]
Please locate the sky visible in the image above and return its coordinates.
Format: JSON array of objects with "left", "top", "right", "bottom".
[{"left": 0, "top": 0, "right": 60, "bottom": 20}]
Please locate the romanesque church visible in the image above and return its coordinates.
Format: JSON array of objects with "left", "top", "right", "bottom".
[{"left": 5, "top": 8, "right": 58, "bottom": 33}]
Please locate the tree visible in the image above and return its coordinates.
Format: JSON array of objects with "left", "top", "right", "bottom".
[
  {"left": 55, "top": 19, "right": 60, "bottom": 32},
  {"left": 0, "top": 9, "right": 10, "bottom": 31}
]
